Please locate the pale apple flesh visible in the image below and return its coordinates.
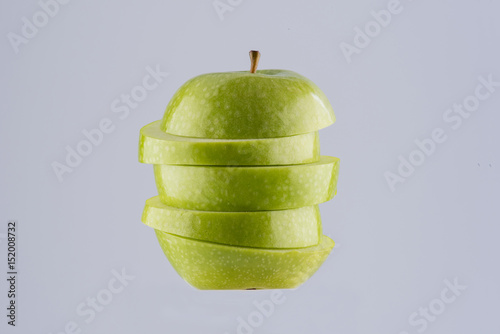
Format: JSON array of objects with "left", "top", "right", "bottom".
[
  {"left": 142, "top": 196, "right": 322, "bottom": 249},
  {"left": 160, "top": 70, "right": 335, "bottom": 139},
  {"left": 139, "top": 121, "right": 320, "bottom": 166},
  {"left": 155, "top": 230, "right": 335, "bottom": 290},
  {"left": 154, "top": 156, "right": 339, "bottom": 212}
]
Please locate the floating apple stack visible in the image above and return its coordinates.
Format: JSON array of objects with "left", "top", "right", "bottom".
[{"left": 139, "top": 51, "right": 340, "bottom": 290}]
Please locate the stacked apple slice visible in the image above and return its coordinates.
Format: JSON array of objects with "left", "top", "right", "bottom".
[{"left": 139, "top": 51, "right": 340, "bottom": 290}]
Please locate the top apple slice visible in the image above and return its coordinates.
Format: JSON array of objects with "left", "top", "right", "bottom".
[{"left": 160, "top": 70, "right": 335, "bottom": 139}]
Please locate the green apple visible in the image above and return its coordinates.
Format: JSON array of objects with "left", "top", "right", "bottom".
[
  {"left": 160, "top": 70, "right": 335, "bottom": 139},
  {"left": 142, "top": 196, "right": 321, "bottom": 248},
  {"left": 154, "top": 156, "right": 339, "bottom": 211},
  {"left": 139, "top": 120, "right": 320, "bottom": 166},
  {"left": 155, "top": 230, "right": 334, "bottom": 290},
  {"left": 138, "top": 51, "right": 340, "bottom": 290}
]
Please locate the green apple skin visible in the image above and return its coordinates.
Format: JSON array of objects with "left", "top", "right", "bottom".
[
  {"left": 142, "top": 196, "right": 322, "bottom": 249},
  {"left": 160, "top": 70, "right": 335, "bottom": 139},
  {"left": 154, "top": 156, "right": 339, "bottom": 211},
  {"left": 139, "top": 121, "right": 320, "bottom": 166},
  {"left": 155, "top": 230, "right": 334, "bottom": 290}
]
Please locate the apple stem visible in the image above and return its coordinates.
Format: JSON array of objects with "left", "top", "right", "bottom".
[{"left": 249, "top": 50, "right": 260, "bottom": 73}]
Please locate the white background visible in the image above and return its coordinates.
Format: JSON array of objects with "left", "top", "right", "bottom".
[{"left": 1, "top": 0, "right": 499, "bottom": 333}]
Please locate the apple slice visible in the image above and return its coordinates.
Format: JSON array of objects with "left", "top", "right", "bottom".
[
  {"left": 154, "top": 156, "right": 339, "bottom": 211},
  {"left": 139, "top": 120, "right": 320, "bottom": 166},
  {"left": 155, "top": 230, "right": 334, "bottom": 290},
  {"left": 160, "top": 69, "right": 335, "bottom": 139},
  {"left": 142, "top": 196, "right": 322, "bottom": 249}
]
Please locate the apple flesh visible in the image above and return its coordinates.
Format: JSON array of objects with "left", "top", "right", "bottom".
[
  {"left": 154, "top": 156, "right": 339, "bottom": 211},
  {"left": 142, "top": 196, "right": 322, "bottom": 248},
  {"left": 139, "top": 120, "right": 320, "bottom": 166},
  {"left": 160, "top": 70, "right": 335, "bottom": 139},
  {"left": 155, "top": 230, "right": 334, "bottom": 290}
]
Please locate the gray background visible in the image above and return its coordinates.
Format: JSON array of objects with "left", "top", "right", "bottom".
[{"left": 1, "top": 0, "right": 499, "bottom": 333}]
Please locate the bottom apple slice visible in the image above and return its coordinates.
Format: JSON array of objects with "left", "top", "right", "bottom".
[{"left": 155, "top": 230, "right": 334, "bottom": 290}]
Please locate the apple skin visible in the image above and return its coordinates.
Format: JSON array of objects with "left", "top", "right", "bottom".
[
  {"left": 160, "top": 70, "right": 335, "bottom": 139},
  {"left": 142, "top": 196, "right": 322, "bottom": 248},
  {"left": 155, "top": 230, "right": 334, "bottom": 290},
  {"left": 139, "top": 121, "right": 320, "bottom": 166},
  {"left": 154, "top": 156, "right": 339, "bottom": 211}
]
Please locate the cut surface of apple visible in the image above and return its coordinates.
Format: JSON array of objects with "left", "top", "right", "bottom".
[
  {"left": 139, "top": 120, "right": 320, "bottom": 166},
  {"left": 154, "top": 155, "right": 339, "bottom": 211},
  {"left": 155, "top": 230, "right": 334, "bottom": 290},
  {"left": 142, "top": 196, "right": 321, "bottom": 248},
  {"left": 160, "top": 70, "right": 335, "bottom": 139}
]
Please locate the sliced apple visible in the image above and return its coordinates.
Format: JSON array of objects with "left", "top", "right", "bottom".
[
  {"left": 160, "top": 70, "right": 335, "bottom": 139},
  {"left": 155, "top": 230, "right": 334, "bottom": 290},
  {"left": 142, "top": 196, "right": 322, "bottom": 248},
  {"left": 139, "top": 121, "right": 320, "bottom": 166},
  {"left": 154, "top": 155, "right": 339, "bottom": 211}
]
